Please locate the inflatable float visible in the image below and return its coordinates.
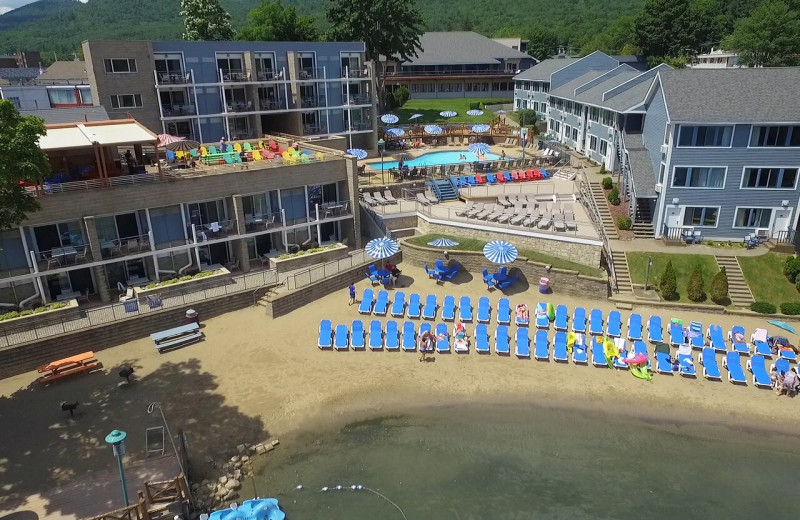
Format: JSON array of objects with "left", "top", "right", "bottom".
[
  {"left": 209, "top": 499, "right": 285, "bottom": 520},
  {"left": 602, "top": 337, "right": 617, "bottom": 369},
  {"left": 546, "top": 302, "right": 555, "bottom": 322},
  {"left": 622, "top": 353, "right": 648, "bottom": 366},
  {"left": 630, "top": 365, "right": 653, "bottom": 380}
]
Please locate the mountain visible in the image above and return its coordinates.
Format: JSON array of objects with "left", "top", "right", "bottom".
[{"left": 0, "top": 0, "right": 645, "bottom": 58}]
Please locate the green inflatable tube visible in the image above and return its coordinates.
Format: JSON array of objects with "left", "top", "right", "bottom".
[
  {"left": 546, "top": 302, "right": 555, "bottom": 321},
  {"left": 630, "top": 365, "right": 653, "bottom": 381}
]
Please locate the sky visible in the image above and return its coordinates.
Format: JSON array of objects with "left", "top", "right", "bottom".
[{"left": 0, "top": 0, "right": 87, "bottom": 15}]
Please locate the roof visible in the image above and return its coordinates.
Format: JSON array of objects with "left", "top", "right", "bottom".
[
  {"left": 624, "top": 133, "right": 657, "bottom": 197},
  {"left": 603, "top": 79, "right": 654, "bottom": 112},
  {"left": 548, "top": 70, "right": 608, "bottom": 99},
  {"left": 658, "top": 67, "right": 800, "bottom": 123},
  {"left": 20, "top": 106, "right": 109, "bottom": 124},
  {"left": 513, "top": 57, "right": 579, "bottom": 81},
  {"left": 36, "top": 61, "right": 88, "bottom": 83},
  {"left": 39, "top": 120, "right": 157, "bottom": 151},
  {"left": 402, "top": 32, "right": 531, "bottom": 66},
  {"left": 571, "top": 69, "right": 641, "bottom": 106},
  {"left": 0, "top": 67, "right": 41, "bottom": 83}
]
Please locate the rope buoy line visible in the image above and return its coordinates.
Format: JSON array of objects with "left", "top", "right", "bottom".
[{"left": 316, "top": 484, "right": 409, "bottom": 520}]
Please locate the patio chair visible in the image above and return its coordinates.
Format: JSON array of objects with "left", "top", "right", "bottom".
[
  {"left": 383, "top": 190, "right": 397, "bottom": 204},
  {"left": 46, "top": 256, "right": 60, "bottom": 269},
  {"left": 373, "top": 192, "right": 388, "bottom": 205},
  {"left": 363, "top": 192, "right": 379, "bottom": 206},
  {"left": 416, "top": 193, "right": 430, "bottom": 206},
  {"left": 75, "top": 247, "right": 88, "bottom": 263}
]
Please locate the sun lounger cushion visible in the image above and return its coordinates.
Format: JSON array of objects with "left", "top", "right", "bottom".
[
  {"left": 678, "top": 353, "right": 696, "bottom": 377},
  {"left": 627, "top": 314, "right": 643, "bottom": 341},
  {"left": 729, "top": 326, "right": 748, "bottom": 354},
  {"left": 475, "top": 323, "right": 490, "bottom": 353},
  {"left": 572, "top": 307, "right": 586, "bottom": 333},
  {"left": 533, "top": 329, "right": 548, "bottom": 360},
  {"left": 669, "top": 322, "right": 684, "bottom": 346},
  {"left": 607, "top": 311, "right": 622, "bottom": 337},
  {"left": 358, "top": 289, "right": 374, "bottom": 314},
  {"left": 572, "top": 335, "right": 588, "bottom": 364},
  {"left": 648, "top": 316, "right": 663, "bottom": 342},
  {"left": 497, "top": 298, "right": 511, "bottom": 325},
  {"left": 442, "top": 296, "right": 456, "bottom": 321},
  {"left": 701, "top": 348, "right": 721, "bottom": 380},
  {"left": 436, "top": 323, "right": 449, "bottom": 353},
  {"left": 422, "top": 294, "right": 437, "bottom": 320},
  {"left": 535, "top": 303, "right": 549, "bottom": 328},
  {"left": 590, "top": 336, "right": 606, "bottom": 367},
  {"left": 373, "top": 290, "right": 389, "bottom": 316},
  {"left": 408, "top": 293, "right": 422, "bottom": 319},
  {"left": 477, "top": 297, "right": 491, "bottom": 323},
  {"left": 334, "top": 324, "right": 349, "bottom": 351},
  {"left": 655, "top": 352, "right": 673, "bottom": 374},
  {"left": 318, "top": 320, "right": 332, "bottom": 348},
  {"left": 369, "top": 320, "right": 383, "bottom": 350},
  {"left": 402, "top": 322, "right": 416, "bottom": 351},
  {"left": 707, "top": 325, "right": 726, "bottom": 352},
  {"left": 385, "top": 321, "right": 400, "bottom": 350},
  {"left": 553, "top": 331, "right": 568, "bottom": 361},
  {"left": 589, "top": 309, "right": 603, "bottom": 335},
  {"left": 351, "top": 320, "right": 365, "bottom": 349},
  {"left": 459, "top": 296, "right": 472, "bottom": 322},
  {"left": 516, "top": 327, "right": 531, "bottom": 358},
  {"left": 747, "top": 355, "right": 772, "bottom": 388},
  {"left": 724, "top": 351, "right": 746, "bottom": 383},
  {"left": 554, "top": 305, "right": 568, "bottom": 331},
  {"left": 391, "top": 291, "right": 406, "bottom": 317},
  {"left": 495, "top": 325, "right": 510, "bottom": 355}
]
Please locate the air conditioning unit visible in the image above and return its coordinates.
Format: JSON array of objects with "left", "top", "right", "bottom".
[
  {"left": 755, "top": 228, "right": 770, "bottom": 240},
  {"left": 654, "top": 183, "right": 663, "bottom": 193},
  {"left": 660, "top": 144, "right": 669, "bottom": 155}
]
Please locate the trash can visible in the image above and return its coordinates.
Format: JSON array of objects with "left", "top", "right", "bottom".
[
  {"left": 185, "top": 309, "right": 199, "bottom": 325},
  {"left": 538, "top": 277, "right": 550, "bottom": 294}
]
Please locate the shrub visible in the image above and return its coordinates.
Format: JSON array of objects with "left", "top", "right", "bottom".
[
  {"left": 616, "top": 216, "right": 632, "bottom": 230},
  {"left": 602, "top": 176, "right": 613, "bottom": 189},
  {"left": 783, "top": 256, "right": 800, "bottom": 282},
  {"left": 686, "top": 266, "right": 706, "bottom": 302},
  {"left": 780, "top": 302, "right": 800, "bottom": 315},
  {"left": 0, "top": 311, "right": 20, "bottom": 321},
  {"left": 608, "top": 186, "right": 621, "bottom": 206},
  {"left": 710, "top": 267, "right": 729, "bottom": 304},
  {"left": 659, "top": 260, "right": 679, "bottom": 300},
  {"left": 599, "top": 164, "right": 607, "bottom": 175},
  {"left": 20, "top": 309, "right": 33, "bottom": 316},
  {"left": 750, "top": 301, "right": 777, "bottom": 314},
  {"left": 796, "top": 277, "right": 800, "bottom": 293},
  {"left": 393, "top": 86, "right": 410, "bottom": 108}
]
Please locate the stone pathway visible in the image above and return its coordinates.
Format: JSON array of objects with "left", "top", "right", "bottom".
[{"left": 714, "top": 255, "right": 755, "bottom": 308}]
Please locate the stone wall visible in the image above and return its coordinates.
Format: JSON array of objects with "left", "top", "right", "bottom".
[
  {"left": 401, "top": 241, "right": 609, "bottom": 300},
  {"left": 270, "top": 245, "right": 348, "bottom": 273},
  {"left": 383, "top": 215, "right": 418, "bottom": 232}
]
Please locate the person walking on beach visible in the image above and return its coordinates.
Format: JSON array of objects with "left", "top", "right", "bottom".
[{"left": 348, "top": 283, "right": 356, "bottom": 305}]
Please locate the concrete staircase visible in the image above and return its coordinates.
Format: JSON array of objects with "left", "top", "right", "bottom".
[
  {"left": 632, "top": 204, "right": 655, "bottom": 239},
  {"left": 588, "top": 181, "right": 619, "bottom": 239},
  {"left": 714, "top": 255, "right": 755, "bottom": 308},
  {"left": 426, "top": 179, "right": 459, "bottom": 201},
  {"left": 611, "top": 251, "right": 633, "bottom": 293}
]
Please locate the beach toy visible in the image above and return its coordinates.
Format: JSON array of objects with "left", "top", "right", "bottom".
[
  {"left": 603, "top": 337, "right": 617, "bottom": 369},
  {"left": 546, "top": 302, "right": 555, "bottom": 322},
  {"left": 630, "top": 365, "right": 653, "bottom": 380},
  {"left": 209, "top": 498, "right": 285, "bottom": 520},
  {"left": 567, "top": 331, "right": 576, "bottom": 353},
  {"left": 622, "top": 353, "right": 648, "bottom": 365}
]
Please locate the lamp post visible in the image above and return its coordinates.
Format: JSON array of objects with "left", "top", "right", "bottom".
[
  {"left": 377, "top": 138, "right": 385, "bottom": 184},
  {"left": 644, "top": 255, "right": 653, "bottom": 291},
  {"left": 105, "top": 429, "right": 129, "bottom": 507}
]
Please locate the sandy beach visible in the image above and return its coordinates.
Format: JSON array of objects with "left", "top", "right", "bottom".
[{"left": 0, "top": 262, "right": 798, "bottom": 515}]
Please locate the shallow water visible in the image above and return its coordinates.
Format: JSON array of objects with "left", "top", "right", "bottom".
[
  {"left": 252, "top": 403, "right": 798, "bottom": 519},
  {"left": 379, "top": 151, "right": 502, "bottom": 170}
]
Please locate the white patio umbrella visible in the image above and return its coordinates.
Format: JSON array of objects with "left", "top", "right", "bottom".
[
  {"left": 365, "top": 237, "right": 400, "bottom": 259},
  {"left": 483, "top": 240, "right": 518, "bottom": 264}
]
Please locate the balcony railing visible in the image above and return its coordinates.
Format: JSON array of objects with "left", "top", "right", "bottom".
[
  {"left": 347, "top": 120, "right": 372, "bottom": 131},
  {"left": 258, "top": 98, "right": 288, "bottom": 110},
  {"left": 156, "top": 72, "right": 190, "bottom": 85},
  {"left": 303, "top": 124, "right": 329, "bottom": 135},
  {"left": 318, "top": 201, "right": 352, "bottom": 219},
  {"left": 99, "top": 234, "right": 151, "bottom": 260},
  {"left": 345, "top": 95, "right": 371, "bottom": 105},
  {"left": 301, "top": 96, "right": 327, "bottom": 108},
  {"left": 257, "top": 69, "right": 284, "bottom": 81},
  {"left": 245, "top": 211, "right": 282, "bottom": 232},
  {"left": 344, "top": 67, "right": 370, "bottom": 79},
  {"left": 227, "top": 101, "right": 253, "bottom": 112},
  {"left": 37, "top": 245, "right": 92, "bottom": 271},
  {"left": 194, "top": 219, "right": 239, "bottom": 240},
  {"left": 221, "top": 69, "right": 250, "bottom": 82},
  {"left": 162, "top": 104, "right": 196, "bottom": 116},
  {"left": 386, "top": 68, "right": 511, "bottom": 77},
  {"left": 298, "top": 67, "right": 326, "bottom": 80}
]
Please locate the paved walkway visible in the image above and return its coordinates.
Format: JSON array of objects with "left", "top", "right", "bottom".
[{"left": 609, "top": 238, "right": 771, "bottom": 257}]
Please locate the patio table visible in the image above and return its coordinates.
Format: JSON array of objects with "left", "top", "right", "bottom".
[
  {"left": 56, "top": 290, "right": 81, "bottom": 301},
  {"left": 51, "top": 246, "right": 77, "bottom": 262}
]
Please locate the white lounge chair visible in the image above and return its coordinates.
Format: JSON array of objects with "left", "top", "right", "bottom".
[{"left": 383, "top": 190, "right": 397, "bottom": 204}]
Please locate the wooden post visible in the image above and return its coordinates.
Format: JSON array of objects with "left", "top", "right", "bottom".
[{"left": 137, "top": 491, "right": 150, "bottom": 520}]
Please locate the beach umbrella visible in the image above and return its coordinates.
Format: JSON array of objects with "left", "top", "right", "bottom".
[
  {"left": 365, "top": 237, "right": 400, "bottom": 259},
  {"left": 483, "top": 240, "right": 518, "bottom": 264},
  {"left": 380, "top": 114, "right": 399, "bottom": 124},
  {"left": 346, "top": 148, "right": 368, "bottom": 160},
  {"left": 468, "top": 142, "right": 491, "bottom": 155},
  {"left": 165, "top": 139, "right": 201, "bottom": 152},
  {"left": 471, "top": 124, "right": 490, "bottom": 134},
  {"left": 424, "top": 125, "right": 443, "bottom": 135},
  {"left": 409, "top": 113, "right": 423, "bottom": 120},
  {"left": 386, "top": 127, "right": 405, "bottom": 137},
  {"left": 467, "top": 109, "right": 484, "bottom": 116},
  {"left": 768, "top": 320, "right": 797, "bottom": 334},
  {"left": 495, "top": 110, "right": 507, "bottom": 115},
  {"left": 439, "top": 110, "right": 457, "bottom": 118},
  {"left": 156, "top": 133, "right": 185, "bottom": 147},
  {"left": 427, "top": 238, "right": 459, "bottom": 247},
  {"left": 395, "top": 152, "right": 413, "bottom": 161}
]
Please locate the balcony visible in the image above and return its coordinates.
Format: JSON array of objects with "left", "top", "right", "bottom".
[
  {"left": 221, "top": 69, "right": 250, "bottom": 82},
  {"left": 347, "top": 120, "right": 372, "bottom": 131},
  {"left": 301, "top": 96, "right": 327, "bottom": 108},
  {"left": 345, "top": 94, "right": 371, "bottom": 106},
  {"left": 298, "top": 67, "right": 325, "bottom": 80},
  {"left": 343, "top": 67, "right": 370, "bottom": 79},
  {"left": 37, "top": 245, "right": 93, "bottom": 271},
  {"left": 259, "top": 97, "right": 288, "bottom": 110},
  {"left": 156, "top": 72, "right": 190, "bottom": 85},
  {"left": 194, "top": 219, "right": 239, "bottom": 240},
  {"left": 227, "top": 101, "right": 253, "bottom": 113},
  {"left": 257, "top": 69, "right": 284, "bottom": 81},
  {"left": 386, "top": 68, "right": 512, "bottom": 79},
  {"left": 303, "top": 124, "right": 329, "bottom": 135},
  {"left": 99, "top": 234, "right": 151, "bottom": 260},
  {"left": 162, "top": 104, "right": 196, "bottom": 117}
]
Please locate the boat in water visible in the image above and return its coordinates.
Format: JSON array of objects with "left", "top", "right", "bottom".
[{"left": 208, "top": 498, "right": 285, "bottom": 520}]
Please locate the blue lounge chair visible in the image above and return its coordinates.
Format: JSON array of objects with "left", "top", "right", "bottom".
[
  {"left": 495, "top": 325, "right": 510, "bottom": 355},
  {"left": 467, "top": 175, "right": 478, "bottom": 186},
  {"left": 407, "top": 293, "right": 422, "bottom": 319},
  {"left": 553, "top": 331, "right": 568, "bottom": 362},
  {"left": 402, "top": 322, "right": 416, "bottom": 351},
  {"left": 554, "top": 305, "right": 568, "bottom": 331},
  {"left": 391, "top": 291, "right": 406, "bottom": 317},
  {"left": 723, "top": 351, "right": 747, "bottom": 384},
  {"left": 365, "top": 265, "right": 380, "bottom": 285},
  {"left": 373, "top": 290, "right": 389, "bottom": 316},
  {"left": 533, "top": 329, "right": 548, "bottom": 360},
  {"left": 572, "top": 307, "right": 586, "bottom": 333},
  {"left": 422, "top": 294, "right": 437, "bottom": 320},
  {"left": 385, "top": 321, "right": 400, "bottom": 351},
  {"left": 475, "top": 323, "right": 490, "bottom": 354},
  {"left": 516, "top": 327, "right": 531, "bottom": 358},
  {"left": 318, "top": 320, "right": 332, "bottom": 349},
  {"left": 436, "top": 323, "right": 450, "bottom": 353},
  {"left": 689, "top": 321, "right": 704, "bottom": 349},
  {"left": 613, "top": 338, "right": 628, "bottom": 370},
  {"left": 477, "top": 297, "right": 491, "bottom": 323},
  {"left": 700, "top": 347, "right": 721, "bottom": 380},
  {"left": 486, "top": 173, "right": 498, "bottom": 184},
  {"left": 607, "top": 310, "right": 622, "bottom": 337},
  {"left": 572, "top": 334, "right": 588, "bottom": 364},
  {"left": 334, "top": 324, "right": 349, "bottom": 351},
  {"left": 442, "top": 263, "right": 460, "bottom": 282},
  {"left": 655, "top": 351, "right": 673, "bottom": 374},
  {"left": 707, "top": 325, "right": 726, "bottom": 352},
  {"left": 459, "top": 296, "right": 473, "bottom": 322},
  {"left": 751, "top": 329, "right": 771, "bottom": 357},
  {"left": 678, "top": 353, "right": 696, "bottom": 377},
  {"left": 358, "top": 289, "right": 374, "bottom": 315},
  {"left": 669, "top": 322, "right": 684, "bottom": 346},
  {"left": 482, "top": 269, "right": 495, "bottom": 289},
  {"left": 728, "top": 325, "right": 748, "bottom": 354},
  {"left": 779, "top": 348, "right": 797, "bottom": 361},
  {"left": 496, "top": 275, "right": 519, "bottom": 290},
  {"left": 419, "top": 323, "right": 432, "bottom": 351},
  {"left": 589, "top": 309, "right": 603, "bottom": 336},
  {"left": 632, "top": 340, "right": 651, "bottom": 369},
  {"left": 590, "top": 336, "right": 606, "bottom": 367},
  {"left": 648, "top": 315, "right": 663, "bottom": 342},
  {"left": 442, "top": 295, "right": 456, "bottom": 321},
  {"left": 535, "top": 302, "right": 550, "bottom": 329},
  {"left": 351, "top": 320, "right": 365, "bottom": 350},
  {"left": 747, "top": 355, "right": 772, "bottom": 388},
  {"left": 368, "top": 320, "right": 383, "bottom": 350},
  {"left": 627, "top": 314, "right": 643, "bottom": 341},
  {"left": 771, "top": 358, "right": 791, "bottom": 378},
  {"left": 497, "top": 298, "right": 511, "bottom": 325}
]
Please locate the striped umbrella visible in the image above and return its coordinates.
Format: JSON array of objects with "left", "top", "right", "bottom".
[
  {"left": 165, "top": 139, "right": 201, "bottom": 152},
  {"left": 424, "top": 124, "right": 443, "bottom": 135},
  {"left": 365, "top": 237, "right": 400, "bottom": 259},
  {"left": 467, "top": 109, "right": 484, "bottom": 116},
  {"left": 440, "top": 110, "right": 457, "bottom": 118},
  {"left": 471, "top": 124, "right": 490, "bottom": 133},
  {"left": 156, "top": 133, "right": 185, "bottom": 147},
  {"left": 386, "top": 127, "right": 405, "bottom": 137},
  {"left": 346, "top": 148, "right": 368, "bottom": 160},
  {"left": 409, "top": 113, "right": 423, "bottom": 120},
  {"left": 468, "top": 142, "right": 491, "bottom": 155},
  {"left": 495, "top": 110, "right": 507, "bottom": 115},
  {"left": 427, "top": 238, "right": 460, "bottom": 247},
  {"left": 483, "top": 240, "right": 518, "bottom": 264},
  {"left": 380, "top": 114, "right": 399, "bottom": 124}
]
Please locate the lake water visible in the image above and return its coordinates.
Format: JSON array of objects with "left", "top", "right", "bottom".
[
  {"left": 378, "top": 151, "right": 503, "bottom": 170},
  {"left": 252, "top": 403, "right": 798, "bottom": 519}
]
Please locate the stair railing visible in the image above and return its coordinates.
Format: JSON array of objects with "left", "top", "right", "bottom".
[{"left": 579, "top": 176, "right": 618, "bottom": 293}]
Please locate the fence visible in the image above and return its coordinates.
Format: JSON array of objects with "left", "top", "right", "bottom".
[
  {"left": 283, "top": 249, "right": 376, "bottom": 290},
  {"left": 579, "top": 177, "right": 617, "bottom": 293},
  {"left": 359, "top": 201, "right": 393, "bottom": 239}
]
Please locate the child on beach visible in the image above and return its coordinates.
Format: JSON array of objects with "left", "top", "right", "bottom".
[{"left": 348, "top": 284, "right": 356, "bottom": 305}]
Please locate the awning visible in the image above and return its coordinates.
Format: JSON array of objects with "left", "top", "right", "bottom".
[
  {"left": 38, "top": 120, "right": 158, "bottom": 151},
  {"left": 38, "top": 127, "right": 91, "bottom": 151}
]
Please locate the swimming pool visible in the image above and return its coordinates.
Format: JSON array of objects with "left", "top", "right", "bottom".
[{"left": 374, "top": 151, "right": 504, "bottom": 170}]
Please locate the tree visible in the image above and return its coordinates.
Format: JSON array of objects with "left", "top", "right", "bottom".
[
  {"left": 687, "top": 266, "right": 706, "bottom": 302},
  {"left": 180, "top": 0, "right": 235, "bottom": 41},
  {"left": 633, "top": 0, "right": 699, "bottom": 58},
  {"left": 326, "top": 0, "right": 424, "bottom": 111},
  {"left": 393, "top": 86, "right": 410, "bottom": 108},
  {"left": 237, "top": 0, "right": 318, "bottom": 42},
  {"left": 0, "top": 100, "right": 49, "bottom": 228},
  {"left": 526, "top": 27, "right": 560, "bottom": 61},
  {"left": 710, "top": 267, "right": 729, "bottom": 304},
  {"left": 579, "top": 16, "right": 637, "bottom": 55},
  {"left": 723, "top": 0, "right": 800, "bottom": 66},
  {"left": 511, "top": 109, "right": 537, "bottom": 127},
  {"left": 659, "top": 260, "right": 679, "bottom": 300}
]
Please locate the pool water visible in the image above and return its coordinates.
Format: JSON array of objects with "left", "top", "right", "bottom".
[{"left": 377, "top": 151, "right": 503, "bottom": 170}]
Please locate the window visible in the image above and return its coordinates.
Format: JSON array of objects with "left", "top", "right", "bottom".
[
  {"left": 599, "top": 140, "right": 608, "bottom": 156},
  {"left": 340, "top": 52, "right": 361, "bottom": 76},
  {"left": 671, "top": 167, "right": 726, "bottom": 188},
  {"left": 588, "top": 107, "right": 600, "bottom": 123},
  {"left": 741, "top": 167, "right": 798, "bottom": 189},
  {"left": 48, "top": 88, "right": 80, "bottom": 106},
  {"left": 564, "top": 125, "right": 571, "bottom": 141},
  {"left": 572, "top": 128, "right": 578, "bottom": 141},
  {"left": 749, "top": 125, "right": 800, "bottom": 147},
  {"left": 110, "top": 94, "right": 143, "bottom": 109},
  {"left": 683, "top": 207, "right": 719, "bottom": 227},
  {"left": 78, "top": 87, "right": 92, "bottom": 105},
  {"left": 677, "top": 125, "right": 733, "bottom": 147},
  {"left": 734, "top": 208, "right": 772, "bottom": 228},
  {"left": 154, "top": 53, "right": 184, "bottom": 80},
  {"left": 103, "top": 58, "right": 137, "bottom": 73},
  {"left": 438, "top": 82, "right": 461, "bottom": 92},
  {"left": 589, "top": 135, "right": 598, "bottom": 152}
]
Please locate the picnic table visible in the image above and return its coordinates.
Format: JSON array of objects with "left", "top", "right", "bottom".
[
  {"left": 202, "top": 152, "right": 237, "bottom": 165},
  {"left": 151, "top": 323, "right": 203, "bottom": 352},
  {"left": 37, "top": 351, "right": 99, "bottom": 383}
]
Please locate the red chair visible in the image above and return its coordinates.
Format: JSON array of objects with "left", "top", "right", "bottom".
[
  {"left": 513, "top": 170, "right": 524, "bottom": 182},
  {"left": 475, "top": 174, "right": 487, "bottom": 184},
  {"left": 533, "top": 169, "right": 543, "bottom": 180},
  {"left": 525, "top": 169, "right": 535, "bottom": 181},
  {"left": 497, "top": 171, "right": 507, "bottom": 183}
]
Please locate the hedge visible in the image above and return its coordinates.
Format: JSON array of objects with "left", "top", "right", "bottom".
[
  {"left": 750, "top": 301, "right": 777, "bottom": 314},
  {"left": 780, "top": 302, "right": 800, "bottom": 315}
]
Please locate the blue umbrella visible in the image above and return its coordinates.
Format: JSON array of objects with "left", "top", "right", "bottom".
[
  {"left": 424, "top": 124, "right": 443, "bottom": 135},
  {"left": 471, "top": 124, "right": 490, "bottom": 133},
  {"left": 380, "top": 114, "right": 399, "bottom": 124},
  {"left": 409, "top": 113, "right": 423, "bottom": 120},
  {"left": 346, "top": 148, "right": 368, "bottom": 160},
  {"left": 495, "top": 110, "right": 507, "bottom": 115},
  {"left": 427, "top": 238, "right": 460, "bottom": 247},
  {"left": 483, "top": 240, "right": 518, "bottom": 264},
  {"left": 365, "top": 237, "right": 400, "bottom": 259},
  {"left": 468, "top": 142, "right": 491, "bottom": 155},
  {"left": 768, "top": 320, "right": 797, "bottom": 334},
  {"left": 440, "top": 110, "right": 457, "bottom": 118},
  {"left": 386, "top": 127, "right": 405, "bottom": 137},
  {"left": 467, "top": 109, "right": 484, "bottom": 116}
]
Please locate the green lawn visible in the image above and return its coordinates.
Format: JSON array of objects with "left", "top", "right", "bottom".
[
  {"left": 626, "top": 252, "right": 719, "bottom": 303},
  {"left": 405, "top": 234, "right": 605, "bottom": 278},
  {"left": 392, "top": 98, "right": 511, "bottom": 124},
  {"left": 738, "top": 252, "right": 800, "bottom": 305}
]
